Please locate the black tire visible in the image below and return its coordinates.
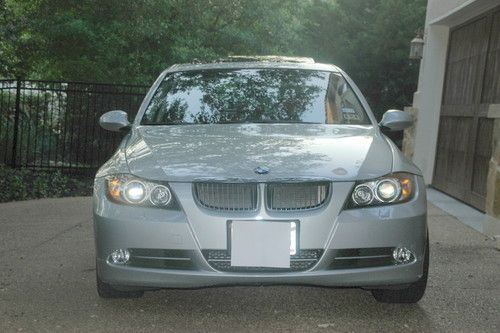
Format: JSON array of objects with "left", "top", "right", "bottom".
[
  {"left": 371, "top": 236, "right": 429, "bottom": 303},
  {"left": 96, "top": 270, "right": 144, "bottom": 299}
]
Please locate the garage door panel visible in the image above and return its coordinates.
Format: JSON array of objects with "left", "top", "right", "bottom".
[
  {"left": 471, "top": 118, "right": 494, "bottom": 197},
  {"left": 482, "top": 11, "right": 500, "bottom": 103},
  {"left": 443, "top": 58, "right": 482, "bottom": 105},
  {"left": 443, "top": 17, "right": 490, "bottom": 106},
  {"left": 433, "top": 9, "right": 498, "bottom": 212},
  {"left": 434, "top": 116, "right": 474, "bottom": 200}
]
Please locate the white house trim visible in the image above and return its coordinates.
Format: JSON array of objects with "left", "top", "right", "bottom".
[
  {"left": 412, "top": 0, "right": 500, "bottom": 184},
  {"left": 429, "top": 0, "right": 500, "bottom": 26},
  {"left": 412, "top": 25, "right": 449, "bottom": 184}
]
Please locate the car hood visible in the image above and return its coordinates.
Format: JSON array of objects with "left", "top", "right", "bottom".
[{"left": 125, "top": 124, "right": 393, "bottom": 182}]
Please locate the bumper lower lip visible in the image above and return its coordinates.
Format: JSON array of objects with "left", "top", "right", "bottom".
[{"left": 97, "top": 257, "right": 423, "bottom": 289}]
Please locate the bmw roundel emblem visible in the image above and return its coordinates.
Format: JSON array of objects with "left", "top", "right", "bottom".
[{"left": 254, "top": 166, "right": 270, "bottom": 175}]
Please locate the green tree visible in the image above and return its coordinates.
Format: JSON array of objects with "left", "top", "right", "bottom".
[
  {"left": 1, "top": 0, "right": 426, "bottom": 116},
  {"left": 0, "top": 0, "right": 41, "bottom": 77},
  {"left": 299, "top": 0, "right": 426, "bottom": 118},
  {"left": 2, "top": 0, "right": 304, "bottom": 83}
]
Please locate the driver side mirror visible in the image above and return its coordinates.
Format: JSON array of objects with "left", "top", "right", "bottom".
[
  {"left": 99, "top": 110, "right": 131, "bottom": 132},
  {"left": 379, "top": 109, "right": 413, "bottom": 131}
]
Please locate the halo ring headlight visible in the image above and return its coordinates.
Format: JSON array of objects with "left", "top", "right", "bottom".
[
  {"left": 375, "top": 178, "right": 401, "bottom": 203},
  {"left": 352, "top": 184, "right": 374, "bottom": 205},
  {"left": 123, "top": 180, "right": 147, "bottom": 204},
  {"left": 105, "top": 174, "right": 176, "bottom": 209},
  {"left": 347, "top": 173, "right": 415, "bottom": 209},
  {"left": 150, "top": 185, "right": 172, "bottom": 206}
]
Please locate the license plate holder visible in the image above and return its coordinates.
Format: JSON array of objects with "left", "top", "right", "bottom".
[{"left": 229, "top": 220, "right": 298, "bottom": 268}]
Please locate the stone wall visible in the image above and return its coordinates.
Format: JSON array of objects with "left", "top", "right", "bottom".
[
  {"left": 485, "top": 117, "right": 500, "bottom": 219},
  {"left": 402, "top": 106, "right": 418, "bottom": 160}
]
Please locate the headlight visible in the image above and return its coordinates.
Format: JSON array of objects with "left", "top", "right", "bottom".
[
  {"left": 347, "top": 173, "right": 415, "bottom": 208},
  {"left": 105, "top": 174, "right": 175, "bottom": 208},
  {"left": 123, "top": 180, "right": 147, "bottom": 204}
]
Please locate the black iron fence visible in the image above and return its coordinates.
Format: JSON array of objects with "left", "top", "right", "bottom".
[{"left": 0, "top": 79, "right": 149, "bottom": 174}]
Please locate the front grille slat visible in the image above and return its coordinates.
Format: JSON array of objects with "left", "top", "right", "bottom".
[
  {"left": 328, "top": 247, "right": 395, "bottom": 269},
  {"left": 267, "top": 182, "right": 330, "bottom": 211},
  {"left": 194, "top": 182, "right": 258, "bottom": 211},
  {"left": 194, "top": 181, "right": 329, "bottom": 212},
  {"left": 127, "top": 249, "right": 195, "bottom": 270}
]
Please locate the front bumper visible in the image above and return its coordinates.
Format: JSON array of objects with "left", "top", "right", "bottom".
[
  {"left": 97, "top": 256, "right": 423, "bottom": 289},
  {"left": 93, "top": 178, "right": 427, "bottom": 289}
]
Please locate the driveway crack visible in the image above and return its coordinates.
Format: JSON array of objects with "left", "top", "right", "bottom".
[{"left": 0, "top": 218, "right": 91, "bottom": 255}]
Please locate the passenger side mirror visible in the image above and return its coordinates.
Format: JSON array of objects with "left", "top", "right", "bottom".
[
  {"left": 99, "top": 110, "right": 131, "bottom": 132},
  {"left": 379, "top": 109, "right": 413, "bottom": 131}
]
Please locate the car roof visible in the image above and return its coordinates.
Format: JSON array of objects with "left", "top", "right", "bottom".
[{"left": 165, "top": 59, "right": 341, "bottom": 74}]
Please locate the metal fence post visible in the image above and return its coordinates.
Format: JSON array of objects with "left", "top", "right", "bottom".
[
  {"left": 0, "top": 78, "right": 147, "bottom": 172},
  {"left": 11, "top": 77, "right": 21, "bottom": 168}
]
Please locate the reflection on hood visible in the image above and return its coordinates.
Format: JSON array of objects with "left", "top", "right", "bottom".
[{"left": 125, "top": 124, "right": 393, "bottom": 182}]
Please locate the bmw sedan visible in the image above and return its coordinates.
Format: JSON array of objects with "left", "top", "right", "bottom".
[{"left": 94, "top": 57, "right": 428, "bottom": 303}]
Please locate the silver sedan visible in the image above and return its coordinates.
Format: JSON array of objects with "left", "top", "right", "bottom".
[{"left": 93, "top": 57, "right": 428, "bottom": 303}]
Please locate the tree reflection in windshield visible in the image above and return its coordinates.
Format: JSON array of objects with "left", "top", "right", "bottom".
[{"left": 142, "top": 68, "right": 369, "bottom": 125}]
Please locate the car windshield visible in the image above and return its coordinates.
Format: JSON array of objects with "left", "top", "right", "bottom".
[{"left": 141, "top": 68, "right": 371, "bottom": 125}]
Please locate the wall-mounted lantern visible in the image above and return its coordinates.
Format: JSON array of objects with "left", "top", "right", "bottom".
[{"left": 409, "top": 31, "right": 424, "bottom": 60}]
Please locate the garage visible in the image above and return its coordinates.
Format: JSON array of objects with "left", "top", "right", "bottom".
[
  {"left": 433, "top": 8, "right": 499, "bottom": 211},
  {"left": 411, "top": 0, "right": 500, "bottom": 221}
]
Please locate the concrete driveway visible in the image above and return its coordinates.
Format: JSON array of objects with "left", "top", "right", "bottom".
[{"left": 0, "top": 197, "right": 498, "bottom": 332}]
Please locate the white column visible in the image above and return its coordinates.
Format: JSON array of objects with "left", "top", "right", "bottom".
[{"left": 412, "top": 24, "right": 450, "bottom": 184}]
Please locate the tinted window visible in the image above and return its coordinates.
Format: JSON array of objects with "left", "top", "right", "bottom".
[{"left": 142, "top": 69, "right": 370, "bottom": 125}]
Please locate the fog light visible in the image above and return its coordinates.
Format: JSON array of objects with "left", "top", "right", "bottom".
[
  {"left": 110, "top": 249, "right": 130, "bottom": 264},
  {"left": 392, "top": 247, "right": 413, "bottom": 264}
]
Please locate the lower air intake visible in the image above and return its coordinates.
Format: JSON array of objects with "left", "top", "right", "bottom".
[{"left": 202, "top": 249, "right": 324, "bottom": 272}]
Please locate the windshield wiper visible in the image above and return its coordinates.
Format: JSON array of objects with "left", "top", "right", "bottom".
[
  {"left": 250, "top": 120, "right": 321, "bottom": 124},
  {"left": 141, "top": 121, "right": 322, "bottom": 125}
]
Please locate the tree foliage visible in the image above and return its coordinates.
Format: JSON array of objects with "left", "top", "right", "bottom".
[
  {"left": 0, "top": 0, "right": 426, "bottom": 118},
  {"left": 300, "top": 0, "right": 426, "bottom": 116}
]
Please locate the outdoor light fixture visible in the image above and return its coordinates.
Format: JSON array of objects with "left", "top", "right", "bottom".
[{"left": 409, "top": 31, "right": 424, "bottom": 60}]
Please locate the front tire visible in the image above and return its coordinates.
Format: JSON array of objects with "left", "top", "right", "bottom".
[
  {"left": 371, "top": 236, "right": 429, "bottom": 303},
  {"left": 96, "top": 269, "right": 144, "bottom": 299}
]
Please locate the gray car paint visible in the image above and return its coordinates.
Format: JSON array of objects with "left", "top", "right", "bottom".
[
  {"left": 94, "top": 176, "right": 426, "bottom": 287},
  {"left": 94, "top": 61, "right": 427, "bottom": 289},
  {"left": 124, "top": 124, "right": 394, "bottom": 182}
]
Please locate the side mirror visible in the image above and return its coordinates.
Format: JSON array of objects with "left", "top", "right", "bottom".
[
  {"left": 379, "top": 109, "right": 413, "bottom": 131},
  {"left": 99, "top": 110, "right": 131, "bottom": 132}
]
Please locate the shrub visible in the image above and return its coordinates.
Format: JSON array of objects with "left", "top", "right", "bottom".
[{"left": 0, "top": 166, "right": 93, "bottom": 202}]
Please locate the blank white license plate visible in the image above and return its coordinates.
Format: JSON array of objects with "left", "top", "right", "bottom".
[{"left": 230, "top": 221, "right": 297, "bottom": 268}]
